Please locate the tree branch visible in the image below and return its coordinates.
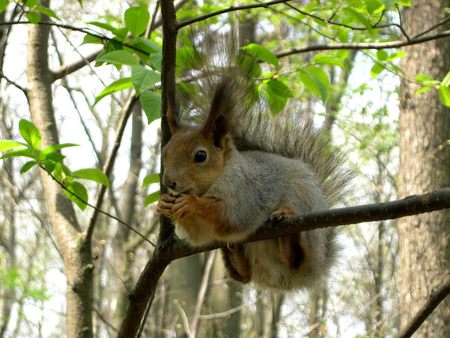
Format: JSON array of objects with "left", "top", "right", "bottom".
[
  {"left": 176, "top": 0, "right": 293, "bottom": 29},
  {"left": 86, "top": 94, "right": 138, "bottom": 241},
  {"left": 276, "top": 30, "right": 450, "bottom": 57},
  {"left": 118, "top": 188, "right": 450, "bottom": 337},
  {"left": 51, "top": 49, "right": 102, "bottom": 82},
  {"left": 398, "top": 279, "right": 450, "bottom": 338}
]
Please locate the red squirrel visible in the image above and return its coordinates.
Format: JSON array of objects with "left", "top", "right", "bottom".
[{"left": 157, "top": 43, "right": 350, "bottom": 290}]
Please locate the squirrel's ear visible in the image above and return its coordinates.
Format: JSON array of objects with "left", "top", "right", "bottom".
[
  {"left": 203, "top": 84, "right": 232, "bottom": 148},
  {"left": 166, "top": 103, "right": 179, "bottom": 134}
]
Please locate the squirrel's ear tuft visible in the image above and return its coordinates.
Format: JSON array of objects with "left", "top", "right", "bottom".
[
  {"left": 203, "top": 82, "right": 233, "bottom": 148},
  {"left": 166, "top": 103, "right": 179, "bottom": 134}
]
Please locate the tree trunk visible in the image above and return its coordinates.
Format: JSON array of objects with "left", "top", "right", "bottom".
[
  {"left": 398, "top": 2, "right": 450, "bottom": 337},
  {"left": 26, "top": 1, "right": 94, "bottom": 337}
]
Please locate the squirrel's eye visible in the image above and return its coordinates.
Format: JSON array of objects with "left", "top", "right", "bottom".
[{"left": 194, "top": 150, "right": 207, "bottom": 163}]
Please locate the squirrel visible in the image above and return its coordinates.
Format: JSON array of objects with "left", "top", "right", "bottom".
[{"left": 157, "top": 40, "right": 351, "bottom": 291}]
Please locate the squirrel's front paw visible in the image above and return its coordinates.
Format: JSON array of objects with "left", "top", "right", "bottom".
[
  {"left": 157, "top": 193, "right": 177, "bottom": 218},
  {"left": 172, "top": 194, "right": 196, "bottom": 221}
]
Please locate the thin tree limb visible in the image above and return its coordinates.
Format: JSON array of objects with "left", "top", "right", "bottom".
[
  {"left": 51, "top": 49, "right": 102, "bottom": 82},
  {"left": 276, "top": 30, "right": 450, "bottom": 57},
  {"left": 177, "top": 0, "right": 292, "bottom": 29},
  {"left": 397, "top": 279, "right": 450, "bottom": 338},
  {"left": 86, "top": 93, "right": 139, "bottom": 241}
]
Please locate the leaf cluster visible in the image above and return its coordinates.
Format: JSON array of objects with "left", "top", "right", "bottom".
[{"left": 0, "top": 120, "right": 110, "bottom": 210}]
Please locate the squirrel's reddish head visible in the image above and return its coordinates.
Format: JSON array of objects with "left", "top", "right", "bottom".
[{"left": 162, "top": 84, "right": 235, "bottom": 196}]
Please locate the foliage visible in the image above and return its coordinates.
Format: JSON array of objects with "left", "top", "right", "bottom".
[{"left": 0, "top": 119, "right": 109, "bottom": 210}]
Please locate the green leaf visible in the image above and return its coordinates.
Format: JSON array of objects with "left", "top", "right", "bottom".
[
  {"left": 343, "top": 7, "right": 372, "bottom": 29},
  {"left": 139, "top": 90, "right": 161, "bottom": 124},
  {"left": 439, "top": 86, "right": 450, "bottom": 107},
  {"left": 366, "top": 0, "right": 384, "bottom": 14},
  {"left": 132, "top": 65, "right": 160, "bottom": 94},
  {"left": 398, "top": 0, "right": 411, "bottom": 6},
  {"left": 0, "top": 0, "right": 9, "bottom": 13},
  {"left": 20, "top": 160, "right": 38, "bottom": 174},
  {"left": 64, "top": 181, "right": 88, "bottom": 210},
  {"left": 45, "top": 152, "right": 65, "bottom": 162},
  {"left": 313, "top": 54, "right": 345, "bottom": 69},
  {"left": 242, "top": 43, "right": 279, "bottom": 67},
  {"left": 124, "top": 6, "right": 150, "bottom": 37},
  {"left": 94, "top": 77, "right": 133, "bottom": 105},
  {"left": 299, "top": 66, "right": 329, "bottom": 102},
  {"left": 130, "top": 38, "right": 161, "bottom": 55},
  {"left": 72, "top": 168, "right": 110, "bottom": 188},
  {"left": 42, "top": 159, "right": 56, "bottom": 173},
  {"left": 19, "top": 119, "right": 41, "bottom": 149},
  {"left": 415, "top": 86, "right": 432, "bottom": 95},
  {"left": 415, "top": 74, "right": 434, "bottom": 83},
  {"left": 144, "top": 191, "right": 160, "bottom": 206},
  {"left": 35, "top": 4, "right": 60, "bottom": 21},
  {"left": 82, "top": 34, "right": 103, "bottom": 45},
  {"left": 0, "top": 140, "right": 26, "bottom": 152},
  {"left": 96, "top": 50, "right": 139, "bottom": 67},
  {"left": 1, "top": 148, "right": 34, "bottom": 159},
  {"left": 41, "top": 143, "right": 79, "bottom": 157},
  {"left": 142, "top": 173, "right": 160, "bottom": 187},
  {"left": 266, "top": 79, "right": 294, "bottom": 98},
  {"left": 370, "top": 62, "right": 385, "bottom": 78},
  {"left": 26, "top": 11, "right": 41, "bottom": 24},
  {"left": 441, "top": 71, "right": 450, "bottom": 87},
  {"left": 149, "top": 52, "right": 162, "bottom": 71},
  {"left": 376, "top": 49, "right": 388, "bottom": 61}
]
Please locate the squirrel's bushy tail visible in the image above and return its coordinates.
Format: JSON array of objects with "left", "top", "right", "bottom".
[{"left": 177, "top": 33, "right": 352, "bottom": 206}]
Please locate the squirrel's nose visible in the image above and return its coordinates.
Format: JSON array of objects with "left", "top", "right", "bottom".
[{"left": 163, "top": 175, "right": 177, "bottom": 190}]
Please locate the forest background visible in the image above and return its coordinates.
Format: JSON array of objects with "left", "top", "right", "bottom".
[{"left": 0, "top": 0, "right": 449, "bottom": 337}]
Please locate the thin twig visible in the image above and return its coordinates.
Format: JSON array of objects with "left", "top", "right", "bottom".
[
  {"left": 86, "top": 94, "right": 139, "bottom": 241},
  {"left": 177, "top": 0, "right": 292, "bottom": 29},
  {"left": 412, "top": 16, "right": 450, "bottom": 40},
  {"left": 42, "top": 167, "right": 155, "bottom": 247},
  {"left": 0, "top": 71, "right": 28, "bottom": 98},
  {"left": 398, "top": 279, "right": 450, "bottom": 338},
  {"left": 276, "top": 30, "right": 450, "bottom": 57}
]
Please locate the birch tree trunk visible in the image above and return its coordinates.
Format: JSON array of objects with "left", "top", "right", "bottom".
[
  {"left": 398, "top": 2, "right": 450, "bottom": 336},
  {"left": 26, "top": 1, "right": 94, "bottom": 336}
]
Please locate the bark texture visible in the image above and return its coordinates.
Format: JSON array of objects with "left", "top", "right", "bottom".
[
  {"left": 26, "top": 1, "right": 93, "bottom": 336},
  {"left": 398, "top": 2, "right": 450, "bottom": 337}
]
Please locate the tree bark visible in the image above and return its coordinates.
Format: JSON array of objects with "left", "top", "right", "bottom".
[
  {"left": 398, "top": 2, "right": 450, "bottom": 337},
  {"left": 26, "top": 1, "right": 93, "bottom": 336}
]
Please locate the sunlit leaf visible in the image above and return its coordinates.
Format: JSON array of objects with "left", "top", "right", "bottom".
[
  {"left": 0, "top": 140, "right": 26, "bottom": 152},
  {"left": 82, "top": 34, "right": 103, "bottom": 45},
  {"left": 64, "top": 181, "right": 88, "bottom": 210},
  {"left": 72, "top": 168, "right": 110, "bottom": 188},
  {"left": 343, "top": 7, "right": 372, "bottom": 29},
  {"left": 124, "top": 6, "right": 150, "bottom": 37},
  {"left": 26, "top": 11, "right": 41, "bottom": 24},
  {"left": 242, "top": 43, "right": 279, "bottom": 67},
  {"left": 41, "top": 143, "right": 79, "bottom": 157},
  {"left": 96, "top": 50, "right": 139, "bottom": 67},
  {"left": 20, "top": 160, "right": 38, "bottom": 174},
  {"left": 132, "top": 65, "right": 160, "bottom": 94},
  {"left": 142, "top": 173, "right": 160, "bottom": 187},
  {"left": 439, "top": 86, "right": 450, "bottom": 107},
  {"left": 313, "top": 54, "right": 345, "bottom": 69},
  {"left": 0, "top": 0, "right": 9, "bottom": 13},
  {"left": 370, "top": 62, "right": 385, "bottom": 78},
  {"left": 299, "top": 66, "right": 329, "bottom": 102},
  {"left": 94, "top": 77, "right": 133, "bottom": 105},
  {"left": 140, "top": 90, "right": 161, "bottom": 124},
  {"left": 19, "top": 119, "right": 41, "bottom": 149},
  {"left": 144, "top": 190, "right": 160, "bottom": 206},
  {"left": 1, "top": 148, "right": 34, "bottom": 159},
  {"left": 35, "top": 4, "right": 60, "bottom": 21}
]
